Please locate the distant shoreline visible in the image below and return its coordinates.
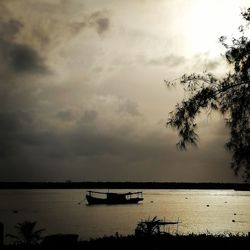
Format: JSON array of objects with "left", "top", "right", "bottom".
[{"left": 0, "top": 182, "right": 249, "bottom": 190}]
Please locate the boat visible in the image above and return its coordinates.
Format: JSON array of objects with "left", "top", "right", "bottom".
[{"left": 85, "top": 190, "right": 144, "bottom": 205}]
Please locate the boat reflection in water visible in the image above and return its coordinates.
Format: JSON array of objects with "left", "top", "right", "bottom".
[{"left": 86, "top": 190, "right": 144, "bottom": 205}]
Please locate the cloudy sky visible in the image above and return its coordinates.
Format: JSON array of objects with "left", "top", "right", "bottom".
[{"left": 1, "top": 0, "right": 249, "bottom": 182}]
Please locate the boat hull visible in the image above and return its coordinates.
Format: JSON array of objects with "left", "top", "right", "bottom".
[{"left": 86, "top": 195, "right": 143, "bottom": 205}]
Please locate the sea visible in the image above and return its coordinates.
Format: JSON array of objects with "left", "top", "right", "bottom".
[{"left": 1, "top": 189, "right": 250, "bottom": 243}]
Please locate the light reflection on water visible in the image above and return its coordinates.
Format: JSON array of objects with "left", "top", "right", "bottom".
[{"left": 1, "top": 189, "right": 250, "bottom": 243}]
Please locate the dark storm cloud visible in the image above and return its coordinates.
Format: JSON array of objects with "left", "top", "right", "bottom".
[
  {"left": 0, "top": 19, "right": 48, "bottom": 74},
  {"left": 0, "top": 118, "right": 168, "bottom": 161},
  {"left": 69, "top": 10, "right": 111, "bottom": 36},
  {"left": 0, "top": 111, "right": 34, "bottom": 157},
  {"left": 0, "top": 111, "right": 34, "bottom": 135},
  {"left": 0, "top": 116, "right": 237, "bottom": 182},
  {"left": 0, "top": 112, "right": 21, "bottom": 132},
  {"left": 0, "top": 105, "right": 161, "bottom": 161},
  {"left": 89, "top": 11, "right": 110, "bottom": 35},
  {"left": 5, "top": 42, "right": 48, "bottom": 73}
]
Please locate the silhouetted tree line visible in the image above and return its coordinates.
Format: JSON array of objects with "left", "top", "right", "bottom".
[{"left": 0, "top": 181, "right": 249, "bottom": 190}]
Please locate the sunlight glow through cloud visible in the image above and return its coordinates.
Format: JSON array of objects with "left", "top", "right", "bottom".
[{"left": 184, "top": 0, "right": 249, "bottom": 57}]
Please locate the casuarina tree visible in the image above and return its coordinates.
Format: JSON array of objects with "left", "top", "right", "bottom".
[{"left": 166, "top": 8, "right": 250, "bottom": 182}]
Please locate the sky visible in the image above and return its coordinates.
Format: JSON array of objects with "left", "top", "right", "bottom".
[{"left": 1, "top": 0, "right": 249, "bottom": 183}]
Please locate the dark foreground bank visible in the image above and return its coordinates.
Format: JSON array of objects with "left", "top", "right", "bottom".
[{"left": 2, "top": 233, "right": 250, "bottom": 250}]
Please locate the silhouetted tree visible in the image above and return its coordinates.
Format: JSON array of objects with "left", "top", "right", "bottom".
[
  {"left": 6, "top": 221, "right": 45, "bottom": 245},
  {"left": 166, "top": 8, "right": 250, "bottom": 181},
  {"left": 135, "top": 216, "right": 161, "bottom": 236}
]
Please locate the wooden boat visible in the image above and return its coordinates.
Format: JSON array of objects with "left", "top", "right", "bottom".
[{"left": 86, "top": 190, "right": 143, "bottom": 205}]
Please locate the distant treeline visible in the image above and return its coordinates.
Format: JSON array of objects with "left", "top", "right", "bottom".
[{"left": 0, "top": 182, "right": 250, "bottom": 190}]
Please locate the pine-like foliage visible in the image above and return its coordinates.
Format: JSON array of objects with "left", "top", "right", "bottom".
[{"left": 166, "top": 8, "right": 250, "bottom": 181}]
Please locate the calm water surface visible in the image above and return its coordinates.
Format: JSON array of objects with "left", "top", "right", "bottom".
[{"left": 1, "top": 189, "right": 250, "bottom": 243}]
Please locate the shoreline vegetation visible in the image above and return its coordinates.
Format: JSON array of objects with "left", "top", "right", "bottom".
[
  {"left": 2, "top": 217, "right": 250, "bottom": 248},
  {"left": 2, "top": 232, "right": 250, "bottom": 249},
  {"left": 0, "top": 181, "right": 250, "bottom": 190}
]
